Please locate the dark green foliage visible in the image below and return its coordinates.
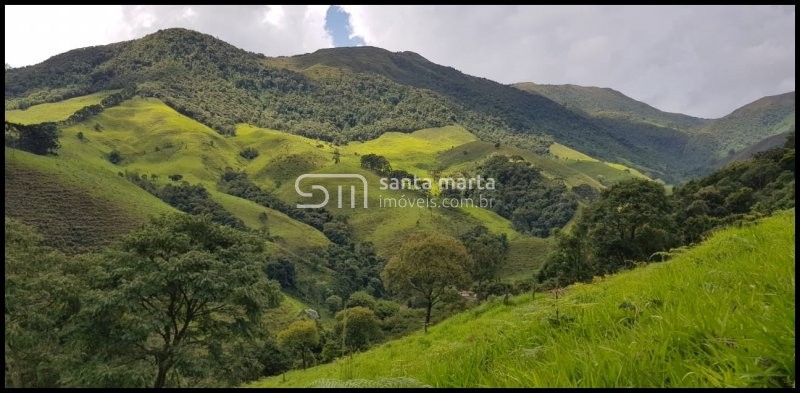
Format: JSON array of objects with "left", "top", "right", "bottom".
[
  {"left": 469, "top": 155, "right": 577, "bottom": 236},
  {"left": 322, "top": 220, "right": 351, "bottom": 245},
  {"left": 100, "top": 87, "right": 135, "bottom": 108},
  {"left": 538, "top": 179, "right": 676, "bottom": 287},
  {"left": 326, "top": 242, "right": 386, "bottom": 299},
  {"left": 126, "top": 172, "right": 245, "bottom": 229},
  {"left": 572, "top": 183, "right": 599, "bottom": 201},
  {"left": 537, "top": 226, "right": 594, "bottom": 288},
  {"left": 5, "top": 121, "right": 60, "bottom": 155},
  {"left": 158, "top": 183, "right": 245, "bottom": 229},
  {"left": 460, "top": 225, "right": 509, "bottom": 286},
  {"left": 360, "top": 153, "right": 393, "bottom": 175},
  {"left": 4, "top": 214, "right": 283, "bottom": 387},
  {"left": 265, "top": 258, "right": 297, "bottom": 290},
  {"left": 76, "top": 131, "right": 85, "bottom": 141},
  {"left": 5, "top": 218, "right": 79, "bottom": 387},
  {"left": 107, "top": 149, "right": 122, "bottom": 164},
  {"left": 168, "top": 174, "right": 183, "bottom": 181},
  {"left": 373, "top": 300, "right": 402, "bottom": 320},
  {"left": 239, "top": 147, "right": 260, "bottom": 160},
  {"left": 325, "top": 295, "right": 343, "bottom": 313},
  {"left": 346, "top": 291, "right": 378, "bottom": 311},
  {"left": 583, "top": 179, "right": 676, "bottom": 269},
  {"left": 673, "top": 134, "right": 795, "bottom": 243},
  {"left": 64, "top": 104, "right": 103, "bottom": 125},
  {"left": 540, "top": 136, "right": 795, "bottom": 288}
]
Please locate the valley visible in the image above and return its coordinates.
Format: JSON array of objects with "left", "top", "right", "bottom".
[{"left": 4, "top": 24, "right": 794, "bottom": 389}]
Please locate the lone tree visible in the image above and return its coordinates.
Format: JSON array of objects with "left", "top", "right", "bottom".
[
  {"left": 334, "top": 306, "right": 381, "bottom": 353},
  {"left": 582, "top": 179, "right": 676, "bottom": 271},
  {"left": 277, "top": 320, "right": 320, "bottom": 370},
  {"left": 381, "top": 233, "right": 470, "bottom": 332},
  {"left": 77, "top": 214, "right": 282, "bottom": 387}
]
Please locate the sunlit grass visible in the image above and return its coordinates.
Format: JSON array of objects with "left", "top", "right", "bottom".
[
  {"left": 5, "top": 91, "right": 117, "bottom": 124},
  {"left": 249, "top": 210, "right": 795, "bottom": 388}
]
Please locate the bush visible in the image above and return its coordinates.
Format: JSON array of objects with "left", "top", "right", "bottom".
[
  {"left": 239, "top": 147, "right": 260, "bottom": 160},
  {"left": 347, "top": 291, "right": 377, "bottom": 311},
  {"left": 264, "top": 259, "right": 297, "bottom": 290},
  {"left": 325, "top": 295, "right": 343, "bottom": 313},
  {"left": 107, "top": 149, "right": 122, "bottom": 164}
]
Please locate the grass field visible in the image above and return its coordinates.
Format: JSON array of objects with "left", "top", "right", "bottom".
[
  {"left": 5, "top": 94, "right": 650, "bottom": 279},
  {"left": 249, "top": 210, "right": 795, "bottom": 388},
  {"left": 5, "top": 91, "right": 116, "bottom": 124}
]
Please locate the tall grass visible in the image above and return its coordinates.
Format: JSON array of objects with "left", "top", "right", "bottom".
[{"left": 249, "top": 210, "right": 795, "bottom": 388}]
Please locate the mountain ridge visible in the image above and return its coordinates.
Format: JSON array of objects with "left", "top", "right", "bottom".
[{"left": 4, "top": 28, "right": 793, "bottom": 182}]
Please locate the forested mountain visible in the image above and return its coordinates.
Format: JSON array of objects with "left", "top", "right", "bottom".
[
  {"left": 692, "top": 92, "right": 795, "bottom": 159},
  {"left": 514, "top": 82, "right": 795, "bottom": 172},
  {"left": 8, "top": 28, "right": 783, "bottom": 182},
  {"left": 513, "top": 82, "right": 709, "bottom": 130},
  {"left": 4, "top": 26, "right": 795, "bottom": 388}
]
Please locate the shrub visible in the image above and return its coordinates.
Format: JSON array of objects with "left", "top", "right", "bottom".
[{"left": 240, "top": 147, "right": 260, "bottom": 160}]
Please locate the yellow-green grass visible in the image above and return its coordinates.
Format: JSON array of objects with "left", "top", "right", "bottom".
[
  {"left": 604, "top": 162, "right": 650, "bottom": 179},
  {"left": 4, "top": 91, "right": 116, "bottom": 124},
  {"left": 549, "top": 142, "right": 651, "bottom": 182},
  {"left": 211, "top": 190, "right": 329, "bottom": 252},
  {"left": 62, "top": 97, "right": 243, "bottom": 187},
  {"left": 8, "top": 93, "right": 645, "bottom": 280},
  {"left": 437, "top": 140, "right": 644, "bottom": 189},
  {"left": 549, "top": 142, "right": 599, "bottom": 162},
  {"left": 344, "top": 125, "right": 477, "bottom": 178},
  {"left": 249, "top": 210, "right": 795, "bottom": 388}
]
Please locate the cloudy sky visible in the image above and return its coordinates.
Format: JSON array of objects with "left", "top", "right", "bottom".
[{"left": 4, "top": 5, "right": 795, "bottom": 118}]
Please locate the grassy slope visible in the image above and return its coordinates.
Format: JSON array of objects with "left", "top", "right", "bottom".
[
  {"left": 5, "top": 147, "right": 175, "bottom": 252},
  {"left": 250, "top": 210, "right": 795, "bottom": 388},
  {"left": 5, "top": 94, "right": 643, "bottom": 277},
  {"left": 5, "top": 91, "right": 116, "bottom": 124}
]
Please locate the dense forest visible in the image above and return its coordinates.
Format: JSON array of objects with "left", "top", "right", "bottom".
[{"left": 538, "top": 133, "right": 795, "bottom": 287}]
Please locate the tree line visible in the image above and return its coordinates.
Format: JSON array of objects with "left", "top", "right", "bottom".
[{"left": 538, "top": 134, "right": 795, "bottom": 288}]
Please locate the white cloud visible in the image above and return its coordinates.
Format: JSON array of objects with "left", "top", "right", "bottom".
[
  {"left": 4, "top": 5, "right": 129, "bottom": 66},
  {"left": 4, "top": 5, "right": 794, "bottom": 118},
  {"left": 341, "top": 5, "right": 795, "bottom": 118},
  {"left": 4, "top": 5, "right": 333, "bottom": 67}
]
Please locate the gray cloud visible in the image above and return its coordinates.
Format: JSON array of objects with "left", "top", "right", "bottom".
[
  {"left": 343, "top": 5, "right": 795, "bottom": 118},
  {"left": 5, "top": 5, "right": 794, "bottom": 118}
]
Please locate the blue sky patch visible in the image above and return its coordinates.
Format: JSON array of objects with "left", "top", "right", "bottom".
[{"left": 325, "top": 5, "right": 366, "bottom": 47}]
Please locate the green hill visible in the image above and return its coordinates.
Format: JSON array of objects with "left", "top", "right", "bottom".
[
  {"left": 5, "top": 92, "right": 650, "bottom": 285},
  {"left": 249, "top": 210, "right": 796, "bottom": 388},
  {"left": 692, "top": 92, "right": 795, "bottom": 159},
  {"left": 5, "top": 28, "right": 738, "bottom": 182},
  {"left": 513, "top": 82, "right": 708, "bottom": 130},
  {"left": 514, "top": 82, "right": 795, "bottom": 166}
]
